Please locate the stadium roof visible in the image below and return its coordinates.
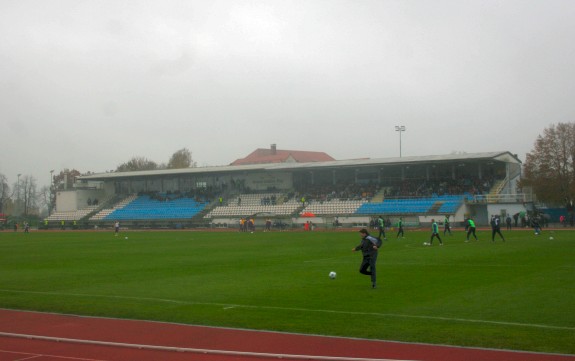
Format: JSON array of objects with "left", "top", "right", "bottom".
[{"left": 78, "top": 151, "right": 521, "bottom": 182}]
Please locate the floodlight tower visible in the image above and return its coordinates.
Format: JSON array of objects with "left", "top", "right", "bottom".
[
  {"left": 17, "top": 173, "right": 21, "bottom": 215},
  {"left": 49, "top": 170, "right": 54, "bottom": 216},
  {"left": 395, "top": 125, "right": 406, "bottom": 157}
]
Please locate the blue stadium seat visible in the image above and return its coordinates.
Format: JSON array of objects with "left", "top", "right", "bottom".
[{"left": 104, "top": 195, "right": 206, "bottom": 221}]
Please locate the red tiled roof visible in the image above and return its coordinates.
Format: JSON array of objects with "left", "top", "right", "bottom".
[{"left": 231, "top": 148, "right": 335, "bottom": 166}]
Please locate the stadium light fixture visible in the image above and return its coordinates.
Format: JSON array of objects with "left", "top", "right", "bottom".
[
  {"left": 49, "top": 170, "right": 54, "bottom": 216},
  {"left": 17, "top": 173, "right": 21, "bottom": 215},
  {"left": 395, "top": 126, "right": 406, "bottom": 157}
]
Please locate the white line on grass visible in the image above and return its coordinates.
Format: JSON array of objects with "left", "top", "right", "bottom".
[
  {"left": 2, "top": 289, "right": 573, "bottom": 331},
  {"left": 304, "top": 259, "right": 540, "bottom": 267},
  {"left": 304, "top": 257, "right": 353, "bottom": 263}
]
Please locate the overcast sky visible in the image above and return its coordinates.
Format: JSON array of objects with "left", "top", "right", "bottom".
[{"left": 1, "top": 0, "right": 574, "bottom": 188}]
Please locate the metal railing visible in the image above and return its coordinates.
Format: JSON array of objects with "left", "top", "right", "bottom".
[{"left": 466, "top": 193, "right": 533, "bottom": 204}]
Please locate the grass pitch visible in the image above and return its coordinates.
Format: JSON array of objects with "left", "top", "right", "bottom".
[{"left": 0, "top": 227, "right": 573, "bottom": 355}]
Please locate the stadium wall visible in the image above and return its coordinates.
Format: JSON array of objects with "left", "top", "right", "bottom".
[{"left": 55, "top": 189, "right": 106, "bottom": 212}]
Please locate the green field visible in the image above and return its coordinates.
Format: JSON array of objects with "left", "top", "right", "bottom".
[{"left": 1, "top": 228, "right": 574, "bottom": 355}]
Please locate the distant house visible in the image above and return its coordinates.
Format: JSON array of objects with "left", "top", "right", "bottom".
[{"left": 230, "top": 144, "right": 335, "bottom": 166}]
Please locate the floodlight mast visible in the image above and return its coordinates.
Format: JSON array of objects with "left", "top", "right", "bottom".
[
  {"left": 49, "top": 170, "right": 54, "bottom": 216},
  {"left": 395, "top": 125, "right": 406, "bottom": 157}
]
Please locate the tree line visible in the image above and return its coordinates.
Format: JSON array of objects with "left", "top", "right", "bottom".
[
  {"left": 116, "top": 148, "right": 196, "bottom": 172},
  {"left": 520, "top": 122, "right": 575, "bottom": 205},
  {"left": 0, "top": 148, "right": 196, "bottom": 217},
  {"left": 3, "top": 129, "right": 575, "bottom": 218}
]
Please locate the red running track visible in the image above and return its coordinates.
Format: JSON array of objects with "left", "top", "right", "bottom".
[{"left": 0, "top": 309, "right": 573, "bottom": 361}]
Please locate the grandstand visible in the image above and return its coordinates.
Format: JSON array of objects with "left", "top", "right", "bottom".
[{"left": 47, "top": 150, "right": 529, "bottom": 229}]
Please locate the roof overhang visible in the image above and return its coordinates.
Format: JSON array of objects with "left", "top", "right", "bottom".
[{"left": 78, "top": 151, "right": 521, "bottom": 181}]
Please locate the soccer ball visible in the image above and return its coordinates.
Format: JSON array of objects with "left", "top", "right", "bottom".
[
  {"left": 329, "top": 271, "right": 337, "bottom": 279},
  {"left": 125, "top": 236, "right": 128, "bottom": 240},
  {"left": 549, "top": 236, "right": 554, "bottom": 240},
  {"left": 423, "top": 242, "right": 429, "bottom": 246}
]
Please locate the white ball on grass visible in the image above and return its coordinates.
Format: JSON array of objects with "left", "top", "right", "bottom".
[{"left": 329, "top": 271, "right": 337, "bottom": 279}]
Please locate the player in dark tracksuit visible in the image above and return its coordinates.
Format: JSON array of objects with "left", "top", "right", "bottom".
[
  {"left": 491, "top": 215, "right": 505, "bottom": 242},
  {"left": 353, "top": 228, "right": 379, "bottom": 289},
  {"left": 396, "top": 217, "right": 404, "bottom": 238},
  {"left": 443, "top": 215, "right": 452, "bottom": 236}
]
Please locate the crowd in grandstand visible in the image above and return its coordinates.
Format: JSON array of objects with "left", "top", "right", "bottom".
[
  {"left": 294, "top": 175, "right": 501, "bottom": 203},
  {"left": 384, "top": 175, "right": 498, "bottom": 198},
  {"left": 295, "top": 183, "right": 379, "bottom": 203}
]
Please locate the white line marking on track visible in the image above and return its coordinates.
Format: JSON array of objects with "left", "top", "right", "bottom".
[
  {"left": 1, "top": 289, "right": 573, "bottom": 331},
  {"left": 0, "top": 333, "right": 418, "bottom": 361},
  {"left": 0, "top": 348, "right": 108, "bottom": 361}
]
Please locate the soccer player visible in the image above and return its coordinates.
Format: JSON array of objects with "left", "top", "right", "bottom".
[
  {"left": 396, "top": 217, "right": 404, "bottom": 238},
  {"left": 532, "top": 216, "right": 542, "bottom": 235},
  {"left": 377, "top": 215, "right": 387, "bottom": 240},
  {"left": 466, "top": 217, "right": 478, "bottom": 241},
  {"left": 352, "top": 228, "right": 379, "bottom": 289},
  {"left": 443, "top": 215, "right": 452, "bottom": 236},
  {"left": 491, "top": 215, "right": 505, "bottom": 242},
  {"left": 427, "top": 219, "right": 443, "bottom": 245}
]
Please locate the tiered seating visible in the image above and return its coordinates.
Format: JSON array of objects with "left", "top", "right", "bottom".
[
  {"left": 45, "top": 205, "right": 101, "bottom": 221},
  {"left": 205, "top": 193, "right": 300, "bottom": 218},
  {"left": 437, "top": 195, "right": 469, "bottom": 213},
  {"left": 90, "top": 195, "right": 138, "bottom": 221},
  {"left": 356, "top": 195, "right": 466, "bottom": 215},
  {"left": 301, "top": 199, "right": 367, "bottom": 215},
  {"left": 103, "top": 195, "right": 206, "bottom": 221}
]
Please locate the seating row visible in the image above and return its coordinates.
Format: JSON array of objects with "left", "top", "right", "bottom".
[
  {"left": 102, "top": 195, "right": 206, "bottom": 221},
  {"left": 45, "top": 205, "right": 101, "bottom": 221},
  {"left": 301, "top": 200, "right": 367, "bottom": 215},
  {"left": 356, "top": 195, "right": 466, "bottom": 215}
]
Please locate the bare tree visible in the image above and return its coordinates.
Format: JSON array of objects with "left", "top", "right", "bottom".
[
  {"left": 19, "top": 175, "right": 39, "bottom": 216},
  {"left": 167, "top": 148, "right": 195, "bottom": 169},
  {"left": 0, "top": 173, "right": 9, "bottom": 214},
  {"left": 521, "top": 122, "right": 575, "bottom": 204},
  {"left": 38, "top": 185, "right": 51, "bottom": 216},
  {"left": 53, "top": 169, "right": 82, "bottom": 191},
  {"left": 116, "top": 157, "right": 158, "bottom": 172}
]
